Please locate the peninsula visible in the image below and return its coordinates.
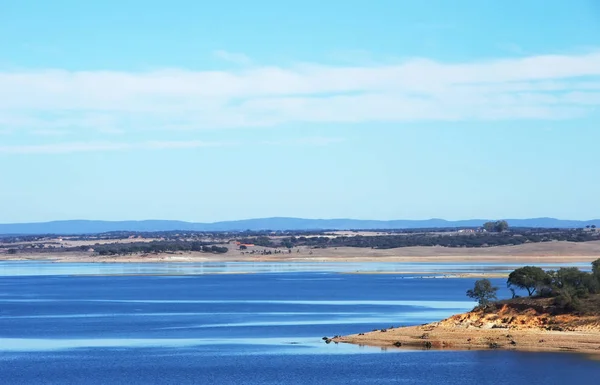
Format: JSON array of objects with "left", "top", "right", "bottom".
[{"left": 333, "top": 262, "right": 600, "bottom": 357}]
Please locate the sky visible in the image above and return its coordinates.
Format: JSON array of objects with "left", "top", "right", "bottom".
[{"left": 1, "top": 0, "right": 600, "bottom": 223}]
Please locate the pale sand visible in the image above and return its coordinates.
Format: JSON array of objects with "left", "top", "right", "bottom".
[
  {"left": 333, "top": 324, "right": 600, "bottom": 357},
  {"left": 2, "top": 241, "right": 600, "bottom": 264},
  {"left": 333, "top": 304, "right": 600, "bottom": 357}
]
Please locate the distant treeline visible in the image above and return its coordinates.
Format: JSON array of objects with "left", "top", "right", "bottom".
[
  {"left": 90, "top": 241, "right": 228, "bottom": 256},
  {"left": 0, "top": 230, "right": 329, "bottom": 244},
  {"left": 238, "top": 229, "right": 600, "bottom": 249},
  {"left": 2, "top": 227, "right": 599, "bottom": 253},
  {"left": 0, "top": 226, "right": 554, "bottom": 244},
  {"left": 71, "top": 229, "right": 330, "bottom": 241},
  {"left": 2, "top": 241, "right": 229, "bottom": 256}
]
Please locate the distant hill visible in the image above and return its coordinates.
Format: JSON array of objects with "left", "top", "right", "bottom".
[{"left": 0, "top": 217, "right": 599, "bottom": 235}]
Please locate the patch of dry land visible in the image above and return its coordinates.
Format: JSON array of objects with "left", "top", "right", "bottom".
[
  {"left": 332, "top": 296, "right": 600, "bottom": 358},
  {"left": 2, "top": 240, "right": 600, "bottom": 264}
]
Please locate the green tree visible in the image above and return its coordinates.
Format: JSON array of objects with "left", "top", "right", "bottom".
[
  {"left": 549, "top": 267, "right": 597, "bottom": 297},
  {"left": 483, "top": 222, "right": 496, "bottom": 232},
  {"left": 507, "top": 266, "right": 550, "bottom": 296},
  {"left": 466, "top": 279, "right": 498, "bottom": 308},
  {"left": 494, "top": 220, "right": 509, "bottom": 232},
  {"left": 550, "top": 267, "right": 587, "bottom": 289}
]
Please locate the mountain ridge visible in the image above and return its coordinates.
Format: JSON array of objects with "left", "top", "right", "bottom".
[{"left": 1, "top": 217, "right": 599, "bottom": 235}]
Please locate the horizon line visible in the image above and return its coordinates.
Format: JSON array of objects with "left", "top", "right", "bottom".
[{"left": 2, "top": 216, "right": 600, "bottom": 226}]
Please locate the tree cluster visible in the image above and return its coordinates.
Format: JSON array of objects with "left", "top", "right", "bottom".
[
  {"left": 91, "top": 241, "right": 228, "bottom": 256},
  {"left": 467, "top": 260, "right": 600, "bottom": 312},
  {"left": 506, "top": 261, "right": 600, "bottom": 311},
  {"left": 483, "top": 220, "right": 509, "bottom": 233}
]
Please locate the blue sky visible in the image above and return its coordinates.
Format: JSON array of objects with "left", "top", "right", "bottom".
[{"left": 1, "top": 0, "right": 599, "bottom": 223}]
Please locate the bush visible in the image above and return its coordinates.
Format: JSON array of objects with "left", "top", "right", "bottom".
[
  {"left": 548, "top": 267, "right": 599, "bottom": 298},
  {"left": 554, "top": 288, "right": 582, "bottom": 312}
]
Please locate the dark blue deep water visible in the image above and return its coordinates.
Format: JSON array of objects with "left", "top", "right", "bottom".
[{"left": 0, "top": 262, "right": 598, "bottom": 384}]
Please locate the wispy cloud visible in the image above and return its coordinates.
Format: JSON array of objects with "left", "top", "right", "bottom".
[
  {"left": 1, "top": 51, "right": 599, "bottom": 135},
  {"left": 0, "top": 137, "right": 343, "bottom": 155}
]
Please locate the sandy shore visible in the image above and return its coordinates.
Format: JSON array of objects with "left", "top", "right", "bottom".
[
  {"left": 333, "top": 324, "right": 600, "bottom": 357},
  {"left": 2, "top": 241, "right": 600, "bottom": 264},
  {"left": 1, "top": 253, "right": 597, "bottom": 265},
  {"left": 332, "top": 302, "right": 600, "bottom": 358}
]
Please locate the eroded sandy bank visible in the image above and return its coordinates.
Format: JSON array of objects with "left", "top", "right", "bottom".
[{"left": 332, "top": 301, "right": 600, "bottom": 357}]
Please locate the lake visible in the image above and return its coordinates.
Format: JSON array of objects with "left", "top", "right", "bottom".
[{"left": 0, "top": 261, "right": 598, "bottom": 384}]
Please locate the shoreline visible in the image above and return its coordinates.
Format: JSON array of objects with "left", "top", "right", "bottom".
[
  {"left": 1, "top": 252, "right": 599, "bottom": 265},
  {"left": 2, "top": 241, "right": 600, "bottom": 264},
  {"left": 332, "top": 304, "right": 600, "bottom": 358},
  {"left": 333, "top": 325, "right": 600, "bottom": 358}
]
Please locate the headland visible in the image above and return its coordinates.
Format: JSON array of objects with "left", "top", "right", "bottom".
[{"left": 332, "top": 295, "right": 600, "bottom": 357}]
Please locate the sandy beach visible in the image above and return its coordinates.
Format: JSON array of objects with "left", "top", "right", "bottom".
[
  {"left": 2, "top": 241, "right": 600, "bottom": 264},
  {"left": 332, "top": 301, "right": 600, "bottom": 357},
  {"left": 333, "top": 324, "right": 600, "bottom": 357}
]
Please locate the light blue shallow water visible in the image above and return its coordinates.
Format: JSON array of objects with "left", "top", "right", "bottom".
[
  {"left": 0, "top": 260, "right": 591, "bottom": 276},
  {"left": 0, "top": 261, "right": 598, "bottom": 384}
]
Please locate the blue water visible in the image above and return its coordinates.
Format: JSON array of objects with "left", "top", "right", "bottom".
[
  {"left": 0, "top": 262, "right": 598, "bottom": 384},
  {"left": 0, "top": 260, "right": 591, "bottom": 276}
]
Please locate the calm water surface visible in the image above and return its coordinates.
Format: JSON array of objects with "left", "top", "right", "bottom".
[{"left": 0, "top": 261, "right": 598, "bottom": 384}]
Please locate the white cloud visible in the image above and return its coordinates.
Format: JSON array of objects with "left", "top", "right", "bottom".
[
  {"left": 0, "top": 137, "right": 343, "bottom": 154},
  {"left": 1, "top": 51, "right": 599, "bottom": 134}
]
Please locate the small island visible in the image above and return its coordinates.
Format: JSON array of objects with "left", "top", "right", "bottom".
[{"left": 332, "top": 261, "right": 600, "bottom": 357}]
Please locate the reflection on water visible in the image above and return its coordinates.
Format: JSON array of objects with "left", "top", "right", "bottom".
[
  {"left": 0, "top": 336, "right": 377, "bottom": 354},
  {"left": 0, "top": 260, "right": 591, "bottom": 276}
]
